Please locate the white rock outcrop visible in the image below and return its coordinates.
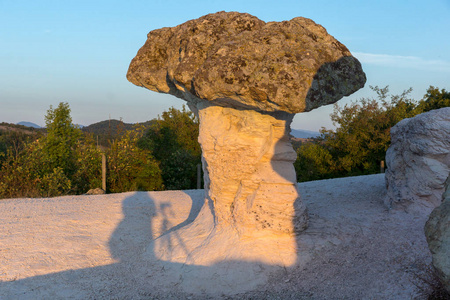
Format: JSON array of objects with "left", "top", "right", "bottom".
[
  {"left": 385, "top": 107, "right": 450, "bottom": 210},
  {"left": 425, "top": 174, "right": 450, "bottom": 293}
]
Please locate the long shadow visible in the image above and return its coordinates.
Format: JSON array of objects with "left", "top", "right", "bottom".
[
  {"left": 0, "top": 189, "right": 298, "bottom": 298},
  {"left": 0, "top": 191, "right": 208, "bottom": 299}
]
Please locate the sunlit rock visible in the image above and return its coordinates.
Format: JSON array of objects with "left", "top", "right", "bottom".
[{"left": 127, "top": 11, "right": 365, "bottom": 266}]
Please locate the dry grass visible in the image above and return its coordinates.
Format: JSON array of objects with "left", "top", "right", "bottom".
[{"left": 410, "top": 263, "right": 449, "bottom": 299}]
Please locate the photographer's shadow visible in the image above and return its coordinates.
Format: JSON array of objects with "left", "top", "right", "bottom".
[{"left": 0, "top": 190, "right": 206, "bottom": 299}]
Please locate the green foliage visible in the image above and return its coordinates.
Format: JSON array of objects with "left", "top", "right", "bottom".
[
  {"left": 40, "top": 167, "right": 72, "bottom": 198},
  {"left": 43, "top": 102, "right": 81, "bottom": 177},
  {"left": 417, "top": 86, "right": 450, "bottom": 112},
  {"left": 139, "top": 106, "right": 201, "bottom": 190},
  {"left": 0, "top": 103, "right": 164, "bottom": 199},
  {"left": 81, "top": 118, "right": 156, "bottom": 148},
  {"left": 295, "top": 86, "right": 425, "bottom": 182},
  {"left": 294, "top": 142, "right": 336, "bottom": 182},
  {"left": 0, "top": 124, "right": 42, "bottom": 168},
  {"left": 0, "top": 139, "right": 48, "bottom": 198},
  {"left": 72, "top": 134, "right": 103, "bottom": 194},
  {"left": 107, "top": 126, "right": 163, "bottom": 192}
]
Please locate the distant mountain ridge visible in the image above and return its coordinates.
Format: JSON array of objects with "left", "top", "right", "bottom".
[
  {"left": 17, "top": 121, "right": 41, "bottom": 128},
  {"left": 13, "top": 120, "right": 319, "bottom": 140},
  {"left": 82, "top": 119, "right": 156, "bottom": 135},
  {"left": 290, "top": 129, "right": 320, "bottom": 139},
  {"left": 81, "top": 119, "right": 157, "bottom": 147}
]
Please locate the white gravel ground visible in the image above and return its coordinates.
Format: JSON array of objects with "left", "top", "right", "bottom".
[{"left": 0, "top": 174, "right": 436, "bottom": 299}]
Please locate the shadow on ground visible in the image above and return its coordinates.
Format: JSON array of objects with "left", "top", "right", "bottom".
[
  {"left": 0, "top": 174, "right": 433, "bottom": 299},
  {"left": 0, "top": 190, "right": 298, "bottom": 299}
]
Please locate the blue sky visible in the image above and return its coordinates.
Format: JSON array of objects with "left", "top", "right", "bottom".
[{"left": 1, "top": 0, "right": 449, "bottom": 131}]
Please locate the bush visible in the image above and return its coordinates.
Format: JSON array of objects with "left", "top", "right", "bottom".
[
  {"left": 294, "top": 142, "right": 336, "bottom": 182},
  {"left": 39, "top": 167, "right": 72, "bottom": 197},
  {"left": 0, "top": 103, "right": 164, "bottom": 199},
  {"left": 138, "top": 106, "right": 201, "bottom": 190},
  {"left": 72, "top": 134, "right": 103, "bottom": 194},
  {"left": 107, "top": 126, "right": 163, "bottom": 192},
  {"left": 0, "top": 139, "right": 47, "bottom": 198},
  {"left": 417, "top": 86, "right": 450, "bottom": 113},
  {"left": 295, "top": 86, "right": 424, "bottom": 181}
]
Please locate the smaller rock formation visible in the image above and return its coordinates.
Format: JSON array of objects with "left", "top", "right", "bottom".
[
  {"left": 425, "top": 174, "right": 450, "bottom": 293},
  {"left": 385, "top": 107, "right": 450, "bottom": 210},
  {"left": 85, "top": 188, "right": 106, "bottom": 195}
]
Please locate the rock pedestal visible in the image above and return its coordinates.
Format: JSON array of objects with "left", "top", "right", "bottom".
[
  {"left": 148, "top": 101, "right": 306, "bottom": 266},
  {"left": 196, "top": 101, "right": 308, "bottom": 235}
]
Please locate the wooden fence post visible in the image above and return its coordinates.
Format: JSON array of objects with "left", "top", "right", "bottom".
[{"left": 102, "top": 153, "right": 107, "bottom": 191}]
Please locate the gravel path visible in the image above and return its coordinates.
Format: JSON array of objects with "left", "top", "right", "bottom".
[{"left": 0, "top": 174, "right": 435, "bottom": 299}]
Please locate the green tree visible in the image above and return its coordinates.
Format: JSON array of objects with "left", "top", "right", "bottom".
[
  {"left": 0, "top": 125, "right": 42, "bottom": 168},
  {"left": 324, "top": 86, "right": 419, "bottom": 174},
  {"left": 42, "top": 102, "right": 81, "bottom": 178},
  {"left": 139, "top": 106, "right": 201, "bottom": 190},
  {"left": 294, "top": 142, "right": 336, "bottom": 182},
  {"left": 108, "top": 125, "right": 163, "bottom": 192},
  {"left": 0, "top": 102, "right": 166, "bottom": 199},
  {"left": 417, "top": 86, "right": 450, "bottom": 112},
  {"left": 0, "top": 103, "right": 79, "bottom": 198},
  {"left": 295, "top": 86, "right": 422, "bottom": 181},
  {"left": 0, "top": 140, "right": 44, "bottom": 198},
  {"left": 72, "top": 133, "right": 103, "bottom": 194}
]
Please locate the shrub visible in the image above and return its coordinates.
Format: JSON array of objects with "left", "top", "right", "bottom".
[
  {"left": 295, "top": 86, "right": 424, "bottom": 181},
  {"left": 139, "top": 106, "right": 201, "bottom": 190},
  {"left": 107, "top": 126, "right": 163, "bottom": 192}
]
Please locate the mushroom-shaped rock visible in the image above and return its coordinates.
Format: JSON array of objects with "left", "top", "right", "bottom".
[{"left": 127, "top": 11, "right": 365, "bottom": 266}]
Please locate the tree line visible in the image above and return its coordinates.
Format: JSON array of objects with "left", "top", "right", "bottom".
[
  {"left": 0, "top": 86, "right": 448, "bottom": 199},
  {"left": 294, "top": 86, "right": 449, "bottom": 182},
  {"left": 0, "top": 104, "right": 200, "bottom": 198}
]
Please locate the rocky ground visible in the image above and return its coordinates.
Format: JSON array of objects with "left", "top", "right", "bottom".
[{"left": 0, "top": 174, "right": 437, "bottom": 299}]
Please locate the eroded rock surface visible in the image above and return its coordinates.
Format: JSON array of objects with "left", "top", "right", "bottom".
[
  {"left": 127, "top": 11, "right": 366, "bottom": 113},
  {"left": 197, "top": 102, "right": 308, "bottom": 234},
  {"left": 425, "top": 174, "right": 450, "bottom": 293},
  {"left": 385, "top": 107, "right": 450, "bottom": 210},
  {"left": 127, "top": 11, "right": 365, "bottom": 266}
]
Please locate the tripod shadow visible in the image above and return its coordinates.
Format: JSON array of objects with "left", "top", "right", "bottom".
[{"left": 0, "top": 190, "right": 207, "bottom": 299}]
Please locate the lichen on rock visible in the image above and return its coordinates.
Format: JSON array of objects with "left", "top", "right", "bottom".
[{"left": 127, "top": 11, "right": 366, "bottom": 113}]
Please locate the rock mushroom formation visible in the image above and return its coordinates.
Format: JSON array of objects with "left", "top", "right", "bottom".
[
  {"left": 385, "top": 107, "right": 450, "bottom": 211},
  {"left": 127, "top": 11, "right": 365, "bottom": 266}
]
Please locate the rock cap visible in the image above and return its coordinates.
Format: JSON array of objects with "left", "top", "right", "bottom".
[{"left": 127, "top": 11, "right": 366, "bottom": 113}]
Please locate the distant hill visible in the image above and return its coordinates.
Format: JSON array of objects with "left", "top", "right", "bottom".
[
  {"left": 290, "top": 129, "right": 320, "bottom": 139},
  {"left": 82, "top": 119, "right": 154, "bottom": 136},
  {"left": 0, "top": 122, "right": 44, "bottom": 158},
  {"left": 0, "top": 122, "right": 44, "bottom": 134},
  {"left": 17, "top": 121, "right": 42, "bottom": 129},
  {"left": 82, "top": 119, "right": 156, "bottom": 147}
]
